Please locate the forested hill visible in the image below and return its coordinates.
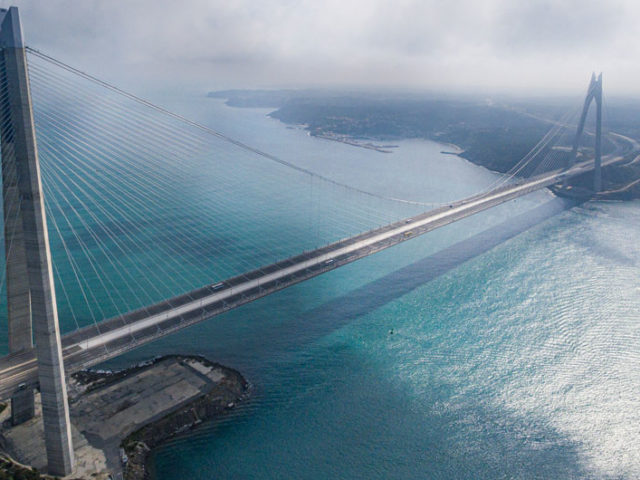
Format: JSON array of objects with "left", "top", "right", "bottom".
[{"left": 208, "top": 90, "right": 640, "bottom": 198}]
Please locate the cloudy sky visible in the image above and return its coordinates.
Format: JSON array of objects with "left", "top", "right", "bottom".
[{"left": 4, "top": 0, "right": 640, "bottom": 96}]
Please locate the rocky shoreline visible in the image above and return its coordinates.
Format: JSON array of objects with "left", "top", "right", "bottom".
[
  {"left": 0, "top": 355, "right": 249, "bottom": 480},
  {"left": 70, "top": 355, "right": 250, "bottom": 480},
  {"left": 115, "top": 357, "right": 249, "bottom": 480}
]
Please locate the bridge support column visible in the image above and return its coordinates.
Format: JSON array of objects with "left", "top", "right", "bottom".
[
  {"left": 3, "top": 147, "right": 31, "bottom": 356},
  {"left": 0, "top": 7, "right": 33, "bottom": 429},
  {"left": 11, "top": 385, "right": 35, "bottom": 425},
  {"left": 0, "top": 7, "right": 74, "bottom": 477},
  {"left": 566, "top": 73, "right": 603, "bottom": 193},
  {"left": 593, "top": 74, "right": 602, "bottom": 193}
]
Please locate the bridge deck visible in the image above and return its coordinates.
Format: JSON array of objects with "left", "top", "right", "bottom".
[{"left": 0, "top": 152, "right": 631, "bottom": 399}]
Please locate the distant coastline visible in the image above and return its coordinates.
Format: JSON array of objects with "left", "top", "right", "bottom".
[
  {"left": 207, "top": 89, "right": 640, "bottom": 200},
  {"left": 439, "top": 142, "right": 464, "bottom": 156},
  {"left": 313, "top": 132, "right": 398, "bottom": 153}
]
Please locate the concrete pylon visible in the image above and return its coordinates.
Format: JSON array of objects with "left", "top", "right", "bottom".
[
  {"left": 593, "top": 73, "right": 603, "bottom": 193},
  {"left": 0, "top": 5, "right": 36, "bottom": 428},
  {"left": 0, "top": 6, "right": 75, "bottom": 477},
  {"left": 566, "top": 72, "right": 603, "bottom": 192},
  {"left": 0, "top": 16, "right": 35, "bottom": 424}
]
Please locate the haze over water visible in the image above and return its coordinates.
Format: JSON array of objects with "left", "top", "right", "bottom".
[{"left": 104, "top": 100, "right": 639, "bottom": 479}]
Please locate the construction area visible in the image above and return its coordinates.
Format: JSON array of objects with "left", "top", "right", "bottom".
[{"left": 0, "top": 356, "right": 248, "bottom": 479}]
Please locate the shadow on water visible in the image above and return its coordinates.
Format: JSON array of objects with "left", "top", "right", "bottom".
[
  {"left": 179, "top": 196, "right": 579, "bottom": 368},
  {"left": 149, "top": 196, "right": 599, "bottom": 479},
  {"left": 157, "top": 308, "right": 591, "bottom": 480}
]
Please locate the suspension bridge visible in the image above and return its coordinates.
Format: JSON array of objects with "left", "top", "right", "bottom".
[{"left": 0, "top": 6, "right": 637, "bottom": 476}]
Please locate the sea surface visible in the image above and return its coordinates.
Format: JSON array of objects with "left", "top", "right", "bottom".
[{"left": 3, "top": 96, "right": 640, "bottom": 479}]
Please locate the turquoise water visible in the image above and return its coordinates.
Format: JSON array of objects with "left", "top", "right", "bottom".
[{"left": 3, "top": 95, "right": 640, "bottom": 479}]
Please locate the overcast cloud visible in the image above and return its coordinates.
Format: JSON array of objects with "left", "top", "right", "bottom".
[{"left": 4, "top": 0, "right": 640, "bottom": 96}]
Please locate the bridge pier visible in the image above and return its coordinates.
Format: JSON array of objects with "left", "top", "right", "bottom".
[
  {"left": 10, "top": 385, "right": 35, "bottom": 425},
  {"left": 0, "top": 7, "right": 34, "bottom": 427},
  {"left": 594, "top": 74, "right": 602, "bottom": 193},
  {"left": 566, "top": 73, "right": 603, "bottom": 193},
  {"left": 0, "top": 7, "right": 75, "bottom": 476}
]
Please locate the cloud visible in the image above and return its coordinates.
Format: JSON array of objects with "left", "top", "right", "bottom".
[
  {"left": 4, "top": 0, "right": 640, "bottom": 95},
  {"left": 494, "top": 0, "right": 628, "bottom": 52}
]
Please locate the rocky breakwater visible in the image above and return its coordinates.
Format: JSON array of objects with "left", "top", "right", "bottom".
[
  {"left": 0, "top": 355, "right": 249, "bottom": 480},
  {"left": 69, "top": 355, "right": 249, "bottom": 480}
]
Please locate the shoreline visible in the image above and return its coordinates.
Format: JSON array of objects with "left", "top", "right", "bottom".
[
  {"left": 310, "top": 132, "right": 398, "bottom": 153},
  {"left": 0, "top": 355, "right": 249, "bottom": 480},
  {"left": 308, "top": 128, "right": 462, "bottom": 157},
  {"left": 115, "top": 356, "right": 249, "bottom": 480},
  {"left": 299, "top": 127, "right": 636, "bottom": 202},
  {"left": 209, "top": 90, "right": 640, "bottom": 201}
]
